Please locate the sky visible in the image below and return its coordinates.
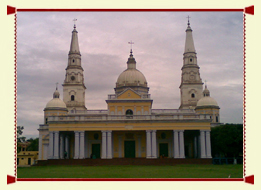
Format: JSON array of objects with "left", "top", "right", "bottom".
[{"left": 16, "top": 11, "right": 243, "bottom": 139}]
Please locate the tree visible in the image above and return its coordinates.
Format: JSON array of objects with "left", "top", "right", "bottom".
[
  {"left": 17, "top": 126, "right": 26, "bottom": 143},
  {"left": 211, "top": 124, "right": 243, "bottom": 157},
  {"left": 17, "top": 126, "right": 26, "bottom": 153},
  {"left": 26, "top": 138, "right": 39, "bottom": 151}
]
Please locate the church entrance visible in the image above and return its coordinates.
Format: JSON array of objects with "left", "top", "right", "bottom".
[
  {"left": 124, "top": 141, "right": 135, "bottom": 158},
  {"left": 92, "top": 144, "right": 101, "bottom": 158},
  {"left": 159, "top": 143, "right": 168, "bottom": 158}
]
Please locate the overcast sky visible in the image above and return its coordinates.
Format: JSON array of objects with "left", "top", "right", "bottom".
[{"left": 17, "top": 11, "right": 243, "bottom": 139}]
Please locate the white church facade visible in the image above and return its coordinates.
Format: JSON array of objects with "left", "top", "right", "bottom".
[{"left": 38, "top": 20, "right": 220, "bottom": 161}]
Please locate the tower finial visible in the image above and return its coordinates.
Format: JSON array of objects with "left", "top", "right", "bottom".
[
  {"left": 205, "top": 80, "right": 207, "bottom": 88},
  {"left": 187, "top": 15, "right": 191, "bottom": 26},
  {"left": 73, "top": 18, "right": 77, "bottom": 28}
]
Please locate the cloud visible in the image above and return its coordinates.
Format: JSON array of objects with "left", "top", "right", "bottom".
[{"left": 17, "top": 11, "right": 243, "bottom": 138}]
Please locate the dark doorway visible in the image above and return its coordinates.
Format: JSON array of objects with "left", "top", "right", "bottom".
[
  {"left": 92, "top": 144, "right": 101, "bottom": 158},
  {"left": 28, "top": 158, "right": 31, "bottom": 165},
  {"left": 159, "top": 143, "right": 168, "bottom": 158},
  {"left": 124, "top": 141, "right": 135, "bottom": 158}
]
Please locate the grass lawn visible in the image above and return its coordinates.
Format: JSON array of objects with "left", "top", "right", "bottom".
[{"left": 17, "top": 164, "right": 243, "bottom": 178}]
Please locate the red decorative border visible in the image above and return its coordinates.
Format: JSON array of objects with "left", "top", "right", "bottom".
[
  {"left": 7, "top": 5, "right": 254, "bottom": 185},
  {"left": 243, "top": 13, "right": 246, "bottom": 178},
  {"left": 14, "top": 13, "right": 17, "bottom": 179}
]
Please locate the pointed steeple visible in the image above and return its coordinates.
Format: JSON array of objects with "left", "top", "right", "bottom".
[
  {"left": 63, "top": 22, "right": 87, "bottom": 111},
  {"left": 179, "top": 18, "right": 203, "bottom": 109},
  {"left": 127, "top": 49, "right": 136, "bottom": 69},
  {"left": 69, "top": 24, "right": 80, "bottom": 55},
  {"left": 184, "top": 17, "right": 196, "bottom": 53}
]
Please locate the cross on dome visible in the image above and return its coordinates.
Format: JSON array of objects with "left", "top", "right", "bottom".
[
  {"left": 128, "top": 41, "right": 134, "bottom": 53},
  {"left": 56, "top": 82, "right": 59, "bottom": 90}
]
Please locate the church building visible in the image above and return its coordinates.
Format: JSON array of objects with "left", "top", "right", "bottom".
[{"left": 38, "top": 20, "right": 220, "bottom": 161}]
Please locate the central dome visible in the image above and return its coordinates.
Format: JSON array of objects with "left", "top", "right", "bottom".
[{"left": 117, "top": 68, "right": 147, "bottom": 87}]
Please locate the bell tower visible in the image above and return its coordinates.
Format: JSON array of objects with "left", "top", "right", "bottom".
[
  {"left": 179, "top": 18, "right": 203, "bottom": 109},
  {"left": 62, "top": 23, "right": 87, "bottom": 112}
]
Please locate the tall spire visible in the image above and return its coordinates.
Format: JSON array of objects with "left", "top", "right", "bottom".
[
  {"left": 69, "top": 22, "right": 80, "bottom": 55},
  {"left": 179, "top": 18, "right": 203, "bottom": 109},
  {"left": 184, "top": 16, "right": 196, "bottom": 53}
]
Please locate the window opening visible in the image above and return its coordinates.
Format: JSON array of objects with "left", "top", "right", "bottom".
[
  {"left": 126, "top": 109, "right": 133, "bottom": 119},
  {"left": 191, "top": 93, "right": 195, "bottom": 98},
  {"left": 71, "top": 95, "right": 75, "bottom": 101}
]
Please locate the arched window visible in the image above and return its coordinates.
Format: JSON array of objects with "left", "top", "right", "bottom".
[
  {"left": 191, "top": 93, "right": 195, "bottom": 98},
  {"left": 216, "top": 116, "right": 219, "bottom": 123},
  {"left": 126, "top": 109, "right": 133, "bottom": 115},
  {"left": 190, "top": 58, "right": 193, "bottom": 62},
  {"left": 71, "top": 95, "right": 75, "bottom": 101},
  {"left": 45, "top": 118, "right": 48, "bottom": 124},
  {"left": 72, "top": 59, "right": 75, "bottom": 63}
]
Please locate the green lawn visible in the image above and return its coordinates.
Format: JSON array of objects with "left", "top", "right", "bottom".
[{"left": 17, "top": 164, "right": 243, "bottom": 178}]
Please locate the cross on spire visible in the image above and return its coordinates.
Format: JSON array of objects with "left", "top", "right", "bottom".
[
  {"left": 56, "top": 82, "right": 59, "bottom": 90},
  {"left": 73, "top": 18, "right": 77, "bottom": 28},
  {"left": 204, "top": 80, "right": 207, "bottom": 88},
  {"left": 187, "top": 15, "right": 191, "bottom": 25},
  {"left": 128, "top": 40, "right": 134, "bottom": 50}
]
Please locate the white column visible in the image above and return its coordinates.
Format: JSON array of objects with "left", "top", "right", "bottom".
[
  {"left": 118, "top": 135, "right": 122, "bottom": 158},
  {"left": 74, "top": 131, "right": 80, "bottom": 159},
  {"left": 65, "top": 136, "right": 69, "bottom": 159},
  {"left": 151, "top": 130, "right": 157, "bottom": 158},
  {"left": 107, "top": 131, "right": 112, "bottom": 159},
  {"left": 59, "top": 134, "right": 64, "bottom": 159},
  {"left": 53, "top": 131, "right": 59, "bottom": 159},
  {"left": 84, "top": 132, "right": 88, "bottom": 158},
  {"left": 200, "top": 130, "right": 206, "bottom": 158},
  {"left": 101, "top": 131, "right": 107, "bottom": 159},
  {"left": 38, "top": 134, "right": 42, "bottom": 160},
  {"left": 194, "top": 136, "right": 198, "bottom": 158},
  {"left": 146, "top": 130, "right": 151, "bottom": 158},
  {"left": 173, "top": 130, "right": 179, "bottom": 158},
  {"left": 179, "top": 130, "right": 185, "bottom": 158},
  {"left": 137, "top": 135, "right": 142, "bottom": 157},
  {"left": 206, "top": 130, "right": 212, "bottom": 158},
  {"left": 48, "top": 131, "right": 54, "bottom": 159},
  {"left": 79, "top": 131, "right": 85, "bottom": 159}
]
